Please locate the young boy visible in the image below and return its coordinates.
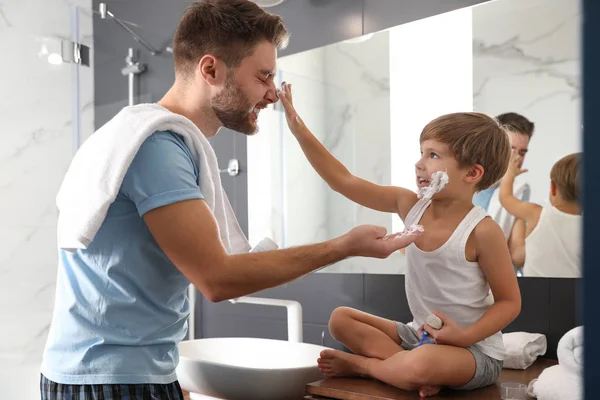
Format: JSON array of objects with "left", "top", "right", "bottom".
[
  {"left": 499, "top": 152, "right": 581, "bottom": 277},
  {"left": 277, "top": 83, "right": 522, "bottom": 397}
]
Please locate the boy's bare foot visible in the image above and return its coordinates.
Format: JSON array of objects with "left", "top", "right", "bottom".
[
  {"left": 317, "top": 349, "right": 370, "bottom": 378},
  {"left": 419, "top": 385, "right": 441, "bottom": 397}
]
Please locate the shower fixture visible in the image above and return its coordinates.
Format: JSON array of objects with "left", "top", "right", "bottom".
[
  {"left": 98, "top": 3, "right": 159, "bottom": 56},
  {"left": 97, "top": 3, "right": 173, "bottom": 105}
]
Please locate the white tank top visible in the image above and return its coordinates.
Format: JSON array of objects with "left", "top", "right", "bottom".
[
  {"left": 523, "top": 205, "right": 581, "bottom": 278},
  {"left": 404, "top": 198, "right": 505, "bottom": 360}
]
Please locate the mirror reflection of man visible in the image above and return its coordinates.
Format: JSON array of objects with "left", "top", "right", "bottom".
[{"left": 473, "top": 112, "right": 534, "bottom": 269}]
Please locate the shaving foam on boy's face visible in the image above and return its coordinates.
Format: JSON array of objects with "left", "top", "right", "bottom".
[{"left": 417, "top": 170, "right": 449, "bottom": 200}]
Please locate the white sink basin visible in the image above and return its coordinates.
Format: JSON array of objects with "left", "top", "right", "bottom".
[{"left": 176, "top": 337, "right": 329, "bottom": 400}]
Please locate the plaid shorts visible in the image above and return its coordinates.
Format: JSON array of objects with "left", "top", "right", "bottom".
[{"left": 40, "top": 374, "right": 185, "bottom": 400}]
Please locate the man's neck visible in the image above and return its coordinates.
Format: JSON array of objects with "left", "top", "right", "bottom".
[{"left": 157, "top": 85, "right": 222, "bottom": 138}]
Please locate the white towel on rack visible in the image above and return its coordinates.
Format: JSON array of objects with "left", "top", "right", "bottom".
[{"left": 56, "top": 103, "right": 251, "bottom": 255}]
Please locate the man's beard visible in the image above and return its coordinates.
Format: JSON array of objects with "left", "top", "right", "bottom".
[{"left": 211, "top": 73, "right": 258, "bottom": 136}]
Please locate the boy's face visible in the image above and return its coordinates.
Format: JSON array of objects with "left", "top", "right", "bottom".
[{"left": 416, "top": 139, "right": 473, "bottom": 197}]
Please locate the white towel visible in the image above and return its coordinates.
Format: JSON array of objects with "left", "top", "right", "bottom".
[
  {"left": 530, "top": 326, "right": 583, "bottom": 400},
  {"left": 488, "top": 178, "right": 530, "bottom": 239},
  {"left": 56, "top": 103, "right": 251, "bottom": 255},
  {"left": 502, "top": 332, "right": 547, "bottom": 370},
  {"left": 557, "top": 326, "right": 584, "bottom": 374}
]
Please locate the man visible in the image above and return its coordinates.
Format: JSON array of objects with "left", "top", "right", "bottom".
[
  {"left": 473, "top": 112, "right": 534, "bottom": 267},
  {"left": 40, "top": 1, "right": 418, "bottom": 399}
]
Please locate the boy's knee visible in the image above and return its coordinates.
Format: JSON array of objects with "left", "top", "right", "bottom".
[
  {"left": 400, "top": 351, "right": 435, "bottom": 386},
  {"left": 328, "top": 306, "right": 355, "bottom": 338}
]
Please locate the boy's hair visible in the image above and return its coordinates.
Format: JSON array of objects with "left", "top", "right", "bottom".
[
  {"left": 420, "top": 112, "right": 511, "bottom": 191},
  {"left": 173, "top": 0, "right": 289, "bottom": 78},
  {"left": 496, "top": 112, "right": 535, "bottom": 138},
  {"left": 551, "top": 153, "right": 581, "bottom": 202}
]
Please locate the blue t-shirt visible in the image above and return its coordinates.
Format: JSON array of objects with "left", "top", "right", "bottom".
[
  {"left": 472, "top": 182, "right": 531, "bottom": 212},
  {"left": 472, "top": 186, "right": 497, "bottom": 211},
  {"left": 41, "top": 131, "right": 204, "bottom": 384}
]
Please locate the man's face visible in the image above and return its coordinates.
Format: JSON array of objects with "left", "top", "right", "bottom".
[
  {"left": 211, "top": 41, "right": 278, "bottom": 135},
  {"left": 508, "top": 131, "right": 531, "bottom": 169}
]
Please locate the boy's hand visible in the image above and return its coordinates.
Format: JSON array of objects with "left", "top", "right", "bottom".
[
  {"left": 421, "top": 311, "right": 473, "bottom": 348},
  {"left": 277, "top": 82, "right": 305, "bottom": 135},
  {"left": 504, "top": 152, "right": 528, "bottom": 179}
]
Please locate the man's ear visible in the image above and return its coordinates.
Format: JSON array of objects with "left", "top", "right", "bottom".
[
  {"left": 465, "top": 164, "right": 485, "bottom": 185},
  {"left": 197, "top": 54, "right": 227, "bottom": 85}
]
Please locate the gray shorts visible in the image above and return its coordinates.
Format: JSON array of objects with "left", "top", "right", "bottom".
[{"left": 395, "top": 322, "right": 502, "bottom": 391}]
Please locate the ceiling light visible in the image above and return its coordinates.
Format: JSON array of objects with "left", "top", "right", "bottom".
[
  {"left": 343, "top": 33, "right": 374, "bottom": 44},
  {"left": 253, "top": 0, "right": 286, "bottom": 7}
]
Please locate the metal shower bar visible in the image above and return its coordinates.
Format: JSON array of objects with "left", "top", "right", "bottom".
[{"left": 98, "top": 2, "right": 159, "bottom": 55}]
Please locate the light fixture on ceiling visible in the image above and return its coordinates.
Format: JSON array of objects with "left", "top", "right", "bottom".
[
  {"left": 343, "top": 33, "right": 374, "bottom": 44},
  {"left": 253, "top": 0, "right": 286, "bottom": 7}
]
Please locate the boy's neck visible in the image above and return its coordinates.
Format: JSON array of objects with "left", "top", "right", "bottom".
[
  {"left": 553, "top": 201, "right": 581, "bottom": 215},
  {"left": 429, "top": 195, "right": 474, "bottom": 218}
]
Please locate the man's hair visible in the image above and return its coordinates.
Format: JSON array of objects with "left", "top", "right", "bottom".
[
  {"left": 496, "top": 112, "right": 535, "bottom": 138},
  {"left": 420, "top": 112, "right": 511, "bottom": 191},
  {"left": 551, "top": 152, "right": 581, "bottom": 203},
  {"left": 173, "top": 0, "right": 289, "bottom": 78}
]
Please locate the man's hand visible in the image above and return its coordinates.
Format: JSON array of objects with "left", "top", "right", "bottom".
[{"left": 341, "top": 225, "right": 422, "bottom": 259}]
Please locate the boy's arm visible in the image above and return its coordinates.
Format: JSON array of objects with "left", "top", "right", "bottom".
[
  {"left": 278, "top": 83, "right": 417, "bottom": 219},
  {"left": 466, "top": 219, "right": 522, "bottom": 344},
  {"left": 508, "top": 218, "right": 526, "bottom": 268},
  {"left": 499, "top": 153, "right": 541, "bottom": 224}
]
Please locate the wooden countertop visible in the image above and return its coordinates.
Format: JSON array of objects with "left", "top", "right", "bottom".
[{"left": 305, "top": 358, "right": 557, "bottom": 400}]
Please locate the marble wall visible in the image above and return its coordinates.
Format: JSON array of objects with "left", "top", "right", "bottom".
[
  {"left": 248, "top": 31, "right": 406, "bottom": 273},
  {"left": 0, "top": 0, "right": 93, "bottom": 395},
  {"left": 472, "top": 0, "right": 581, "bottom": 205},
  {"left": 247, "top": 47, "right": 329, "bottom": 249}
]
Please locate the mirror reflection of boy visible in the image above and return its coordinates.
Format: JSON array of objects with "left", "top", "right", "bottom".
[{"left": 499, "top": 152, "right": 582, "bottom": 277}]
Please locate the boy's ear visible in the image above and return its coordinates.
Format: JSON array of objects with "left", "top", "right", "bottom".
[
  {"left": 551, "top": 181, "right": 557, "bottom": 196},
  {"left": 465, "top": 164, "right": 485, "bottom": 185}
]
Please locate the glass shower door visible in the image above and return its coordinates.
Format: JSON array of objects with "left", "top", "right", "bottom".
[{"left": 0, "top": 1, "right": 92, "bottom": 398}]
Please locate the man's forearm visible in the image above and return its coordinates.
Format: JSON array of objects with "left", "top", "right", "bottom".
[{"left": 207, "top": 238, "right": 350, "bottom": 302}]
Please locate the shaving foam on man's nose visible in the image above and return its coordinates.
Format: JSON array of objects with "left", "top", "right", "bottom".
[{"left": 417, "top": 170, "right": 449, "bottom": 200}]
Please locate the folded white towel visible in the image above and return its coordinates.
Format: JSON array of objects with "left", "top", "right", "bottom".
[
  {"left": 502, "top": 332, "right": 547, "bottom": 370},
  {"left": 56, "top": 103, "right": 251, "bottom": 255},
  {"left": 530, "top": 326, "right": 583, "bottom": 400},
  {"left": 557, "top": 325, "right": 583, "bottom": 374},
  {"left": 487, "top": 178, "right": 530, "bottom": 239},
  {"left": 530, "top": 364, "right": 582, "bottom": 400}
]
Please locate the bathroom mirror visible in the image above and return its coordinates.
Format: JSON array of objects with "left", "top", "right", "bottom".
[{"left": 247, "top": 0, "right": 582, "bottom": 276}]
